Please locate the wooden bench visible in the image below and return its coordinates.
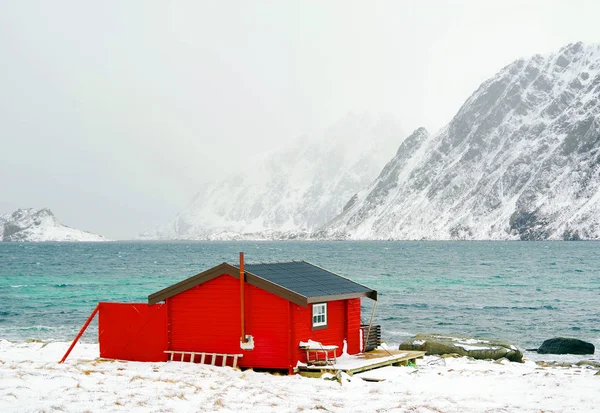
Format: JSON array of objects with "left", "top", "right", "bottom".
[{"left": 164, "top": 351, "right": 243, "bottom": 368}]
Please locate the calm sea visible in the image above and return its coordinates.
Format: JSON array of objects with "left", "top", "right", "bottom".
[{"left": 1, "top": 241, "right": 599, "bottom": 360}]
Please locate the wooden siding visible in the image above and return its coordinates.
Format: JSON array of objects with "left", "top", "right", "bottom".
[
  {"left": 346, "top": 298, "right": 362, "bottom": 354},
  {"left": 168, "top": 274, "right": 291, "bottom": 369},
  {"left": 290, "top": 299, "right": 349, "bottom": 364},
  {"left": 98, "top": 302, "right": 168, "bottom": 362},
  {"left": 244, "top": 279, "right": 291, "bottom": 369}
]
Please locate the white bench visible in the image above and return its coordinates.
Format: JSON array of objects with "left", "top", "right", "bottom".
[{"left": 299, "top": 345, "right": 338, "bottom": 366}]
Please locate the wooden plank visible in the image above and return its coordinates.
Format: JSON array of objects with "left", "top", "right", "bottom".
[
  {"left": 297, "top": 370, "right": 330, "bottom": 378},
  {"left": 222, "top": 355, "right": 227, "bottom": 367},
  {"left": 347, "top": 352, "right": 425, "bottom": 374},
  {"left": 306, "top": 292, "right": 375, "bottom": 304},
  {"left": 296, "top": 351, "right": 426, "bottom": 376},
  {"left": 361, "top": 377, "right": 386, "bottom": 382},
  {"left": 201, "top": 353, "right": 206, "bottom": 364}
]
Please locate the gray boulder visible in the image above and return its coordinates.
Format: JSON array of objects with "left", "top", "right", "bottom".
[
  {"left": 400, "top": 334, "right": 523, "bottom": 362},
  {"left": 536, "top": 337, "right": 595, "bottom": 355}
]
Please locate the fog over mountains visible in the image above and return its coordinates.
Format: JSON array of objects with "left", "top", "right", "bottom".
[
  {"left": 147, "top": 42, "right": 600, "bottom": 241},
  {"left": 142, "top": 112, "right": 403, "bottom": 240},
  {"left": 321, "top": 42, "right": 600, "bottom": 240}
]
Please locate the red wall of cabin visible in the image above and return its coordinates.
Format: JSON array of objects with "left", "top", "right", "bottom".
[
  {"left": 97, "top": 275, "right": 364, "bottom": 371},
  {"left": 168, "top": 274, "right": 291, "bottom": 370},
  {"left": 290, "top": 298, "right": 362, "bottom": 365},
  {"left": 346, "top": 298, "right": 362, "bottom": 354},
  {"left": 98, "top": 302, "right": 167, "bottom": 362}
]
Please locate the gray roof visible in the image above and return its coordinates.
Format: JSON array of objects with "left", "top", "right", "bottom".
[
  {"left": 236, "top": 261, "right": 376, "bottom": 301},
  {"left": 148, "top": 260, "right": 377, "bottom": 307}
]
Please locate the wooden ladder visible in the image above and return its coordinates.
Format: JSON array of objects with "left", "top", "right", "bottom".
[{"left": 164, "top": 351, "right": 243, "bottom": 368}]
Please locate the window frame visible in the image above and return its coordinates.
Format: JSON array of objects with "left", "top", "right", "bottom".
[{"left": 311, "top": 302, "right": 328, "bottom": 330}]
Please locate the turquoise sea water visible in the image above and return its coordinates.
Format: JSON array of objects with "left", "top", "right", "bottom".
[{"left": 1, "top": 241, "right": 599, "bottom": 357}]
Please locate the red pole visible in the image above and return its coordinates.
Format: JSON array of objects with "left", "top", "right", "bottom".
[
  {"left": 240, "top": 252, "right": 246, "bottom": 343},
  {"left": 59, "top": 304, "right": 99, "bottom": 364}
]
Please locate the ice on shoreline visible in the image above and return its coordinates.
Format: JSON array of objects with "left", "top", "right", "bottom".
[{"left": 1, "top": 340, "right": 599, "bottom": 412}]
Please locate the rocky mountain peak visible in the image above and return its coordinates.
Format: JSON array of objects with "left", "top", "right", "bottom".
[
  {"left": 1, "top": 208, "right": 106, "bottom": 242},
  {"left": 396, "top": 127, "right": 429, "bottom": 156},
  {"left": 319, "top": 42, "right": 600, "bottom": 240}
]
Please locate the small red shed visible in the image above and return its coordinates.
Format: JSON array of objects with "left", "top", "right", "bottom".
[{"left": 95, "top": 258, "right": 378, "bottom": 373}]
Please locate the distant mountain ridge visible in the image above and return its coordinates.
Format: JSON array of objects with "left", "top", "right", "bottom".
[
  {"left": 0, "top": 208, "right": 107, "bottom": 242},
  {"left": 319, "top": 42, "right": 600, "bottom": 240},
  {"left": 142, "top": 112, "right": 404, "bottom": 240}
]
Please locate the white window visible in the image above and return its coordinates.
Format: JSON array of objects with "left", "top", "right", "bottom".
[{"left": 312, "top": 303, "right": 327, "bottom": 328}]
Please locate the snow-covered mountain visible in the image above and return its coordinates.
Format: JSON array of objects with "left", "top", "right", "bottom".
[
  {"left": 143, "top": 112, "right": 403, "bottom": 240},
  {"left": 0, "top": 208, "right": 107, "bottom": 242},
  {"left": 319, "top": 42, "right": 600, "bottom": 240}
]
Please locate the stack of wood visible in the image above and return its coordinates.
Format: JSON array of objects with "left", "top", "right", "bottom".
[{"left": 361, "top": 324, "right": 381, "bottom": 352}]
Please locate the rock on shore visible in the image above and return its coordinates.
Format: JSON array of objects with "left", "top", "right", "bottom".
[
  {"left": 400, "top": 334, "right": 523, "bottom": 362},
  {"left": 536, "top": 337, "right": 595, "bottom": 355}
]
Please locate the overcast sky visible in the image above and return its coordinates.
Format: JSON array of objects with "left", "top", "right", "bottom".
[{"left": 1, "top": 0, "right": 599, "bottom": 239}]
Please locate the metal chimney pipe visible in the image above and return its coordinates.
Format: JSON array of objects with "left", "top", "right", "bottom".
[{"left": 240, "top": 252, "right": 246, "bottom": 343}]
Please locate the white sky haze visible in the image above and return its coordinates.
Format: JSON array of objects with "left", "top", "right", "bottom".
[{"left": 1, "top": 0, "right": 599, "bottom": 238}]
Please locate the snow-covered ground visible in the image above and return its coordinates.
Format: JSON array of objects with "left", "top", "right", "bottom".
[{"left": 1, "top": 340, "right": 599, "bottom": 412}]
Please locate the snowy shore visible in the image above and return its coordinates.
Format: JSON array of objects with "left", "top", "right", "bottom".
[{"left": 1, "top": 340, "right": 599, "bottom": 413}]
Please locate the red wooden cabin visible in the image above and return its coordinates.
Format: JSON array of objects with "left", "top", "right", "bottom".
[{"left": 96, "top": 258, "right": 377, "bottom": 373}]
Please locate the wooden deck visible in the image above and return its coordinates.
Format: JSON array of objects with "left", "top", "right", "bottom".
[{"left": 295, "top": 349, "right": 426, "bottom": 377}]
